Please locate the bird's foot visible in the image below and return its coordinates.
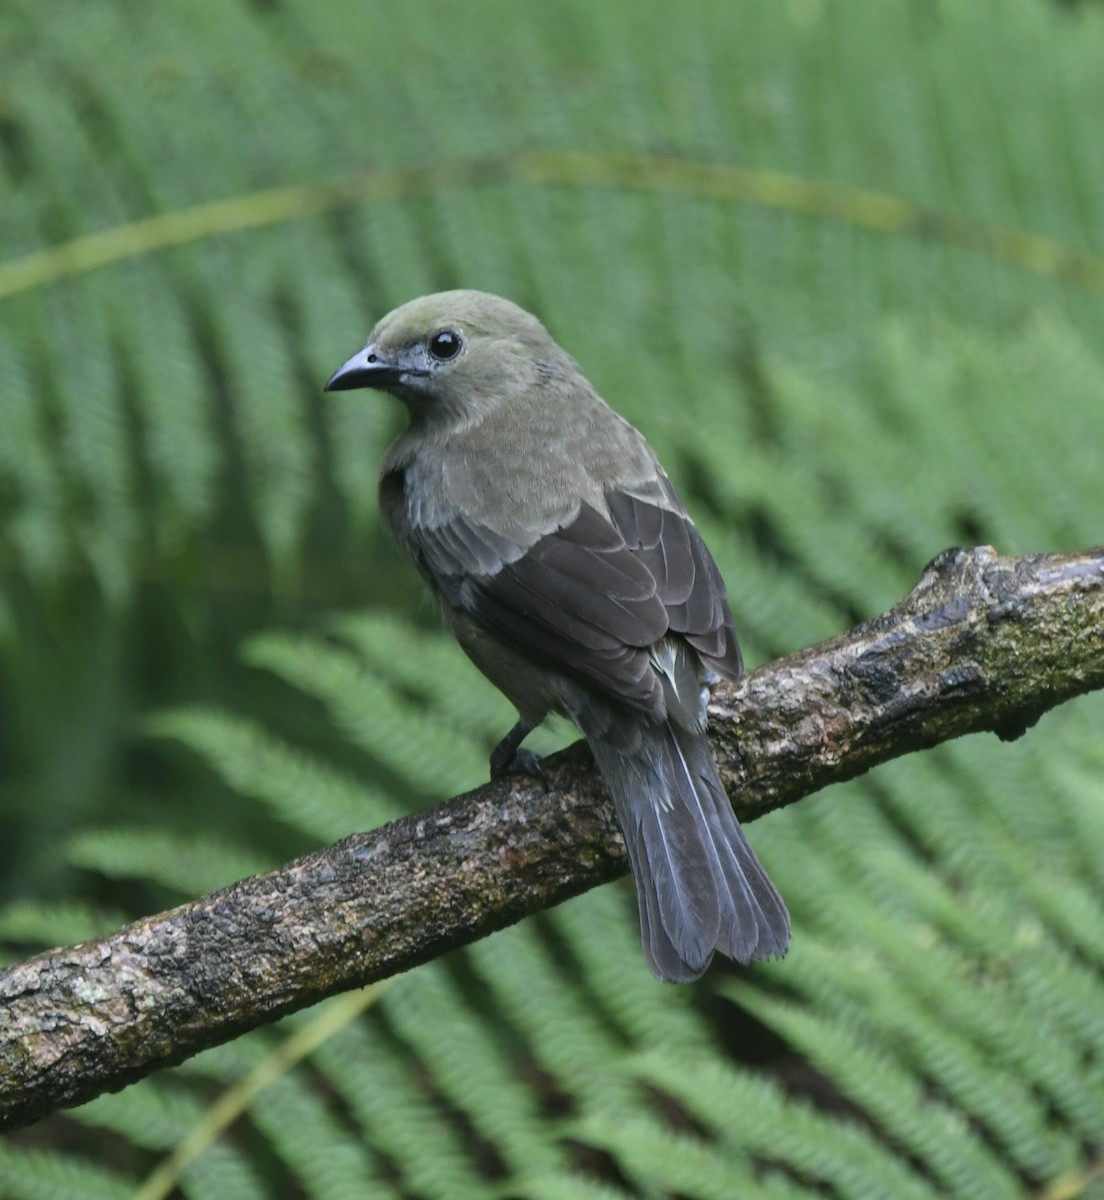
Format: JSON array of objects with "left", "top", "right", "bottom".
[
  {"left": 489, "top": 720, "right": 548, "bottom": 787},
  {"left": 491, "top": 746, "right": 548, "bottom": 785}
]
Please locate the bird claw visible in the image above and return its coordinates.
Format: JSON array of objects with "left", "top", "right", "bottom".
[{"left": 490, "top": 746, "right": 549, "bottom": 789}]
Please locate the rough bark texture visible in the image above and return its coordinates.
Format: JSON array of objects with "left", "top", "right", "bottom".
[{"left": 1, "top": 544, "right": 1102, "bottom": 1130}]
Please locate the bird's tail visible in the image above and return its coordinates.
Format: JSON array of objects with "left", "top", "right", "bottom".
[{"left": 589, "top": 721, "right": 790, "bottom": 982}]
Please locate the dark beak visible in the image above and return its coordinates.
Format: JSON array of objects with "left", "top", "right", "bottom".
[{"left": 324, "top": 346, "right": 405, "bottom": 392}]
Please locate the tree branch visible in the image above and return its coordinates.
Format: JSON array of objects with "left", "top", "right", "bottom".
[{"left": 2, "top": 545, "right": 1102, "bottom": 1130}]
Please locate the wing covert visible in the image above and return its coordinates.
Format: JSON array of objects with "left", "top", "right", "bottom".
[{"left": 408, "top": 491, "right": 741, "bottom": 708}]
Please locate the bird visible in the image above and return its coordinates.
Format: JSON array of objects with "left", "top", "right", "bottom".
[{"left": 325, "top": 290, "right": 790, "bottom": 981}]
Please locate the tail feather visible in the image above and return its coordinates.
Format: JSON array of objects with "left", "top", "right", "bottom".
[{"left": 590, "top": 720, "right": 791, "bottom": 982}]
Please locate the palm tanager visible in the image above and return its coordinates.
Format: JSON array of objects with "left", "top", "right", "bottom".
[{"left": 325, "top": 290, "right": 790, "bottom": 981}]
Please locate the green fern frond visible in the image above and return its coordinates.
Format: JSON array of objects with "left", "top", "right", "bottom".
[
  {"left": 0, "top": 1141, "right": 134, "bottom": 1200},
  {"left": 242, "top": 632, "right": 489, "bottom": 797},
  {"left": 0, "top": 899, "right": 127, "bottom": 956},
  {"left": 64, "top": 826, "right": 272, "bottom": 895},
  {"left": 232, "top": 1066, "right": 394, "bottom": 1198},
  {"left": 326, "top": 611, "right": 519, "bottom": 740},
  {"left": 520, "top": 1175, "right": 635, "bottom": 1200},
  {"left": 380, "top": 965, "right": 570, "bottom": 1180},
  {"left": 67, "top": 1086, "right": 275, "bottom": 1200},
  {"left": 635, "top": 1049, "right": 944, "bottom": 1200},
  {"left": 730, "top": 991, "right": 1020, "bottom": 1198},
  {"left": 568, "top": 1112, "right": 776, "bottom": 1200},
  {"left": 325, "top": 610, "right": 576, "bottom": 758},
  {"left": 310, "top": 1018, "right": 491, "bottom": 1200},
  {"left": 108, "top": 262, "right": 221, "bottom": 550},
  {"left": 147, "top": 706, "right": 392, "bottom": 840},
  {"left": 546, "top": 885, "right": 709, "bottom": 1054},
  {"left": 465, "top": 916, "right": 651, "bottom": 1119},
  {"left": 173, "top": 1026, "right": 398, "bottom": 1199},
  {"left": 0, "top": 332, "right": 69, "bottom": 585}
]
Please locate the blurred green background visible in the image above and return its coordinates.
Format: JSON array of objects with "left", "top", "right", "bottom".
[{"left": 3, "top": 0, "right": 1104, "bottom": 1196}]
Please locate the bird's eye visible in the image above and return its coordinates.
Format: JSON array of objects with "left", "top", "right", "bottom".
[{"left": 428, "top": 330, "right": 463, "bottom": 361}]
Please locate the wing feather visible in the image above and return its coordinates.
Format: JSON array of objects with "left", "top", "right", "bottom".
[{"left": 406, "top": 487, "right": 741, "bottom": 706}]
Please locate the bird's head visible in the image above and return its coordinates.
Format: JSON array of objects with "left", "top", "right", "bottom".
[{"left": 324, "top": 290, "right": 572, "bottom": 427}]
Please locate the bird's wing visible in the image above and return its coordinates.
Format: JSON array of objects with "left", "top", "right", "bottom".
[
  {"left": 410, "top": 491, "right": 740, "bottom": 710},
  {"left": 606, "top": 490, "right": 742, "bottom": 681}
]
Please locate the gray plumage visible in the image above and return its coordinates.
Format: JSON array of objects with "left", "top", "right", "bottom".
[{"left": 325, "top": 290, "right": 790, "bottom": 981}]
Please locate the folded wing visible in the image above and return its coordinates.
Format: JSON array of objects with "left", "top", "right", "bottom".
[{"left": 409, "top": 490, "right": 741, "bottom": 711}]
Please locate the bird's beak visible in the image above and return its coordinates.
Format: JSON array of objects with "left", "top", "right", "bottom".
[{"left": 324, "top": 345, "right": 406, "bottom": 392}]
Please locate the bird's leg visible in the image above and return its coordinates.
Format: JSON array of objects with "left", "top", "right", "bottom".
[{"left": 490, "top": 719, "right": 547, "bottom": 784}]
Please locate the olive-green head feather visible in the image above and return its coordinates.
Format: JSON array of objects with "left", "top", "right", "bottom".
[{"left": 325, "top": 290, "right": 577, "bottom": 426}]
